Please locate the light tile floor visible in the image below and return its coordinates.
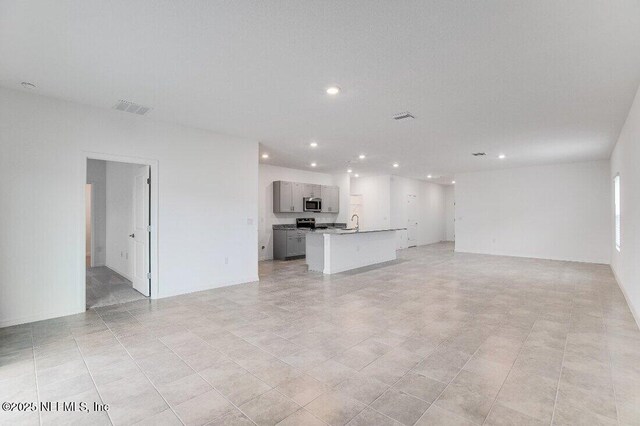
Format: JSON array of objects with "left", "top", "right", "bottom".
[
  {"left": 1, "top": 243, "right": 639, "bottom": 425},
  {"left": 86, "top": 266, "right": 147, "bottom": 309}
]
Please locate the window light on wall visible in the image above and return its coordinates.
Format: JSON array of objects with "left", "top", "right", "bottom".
[{"left": 614, "top": 174, "right": 621, "bottom": 252}]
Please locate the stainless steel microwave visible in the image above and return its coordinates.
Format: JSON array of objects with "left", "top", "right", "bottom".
[{"left": 303, "top": 197, "right": 322, "bottom": 212}]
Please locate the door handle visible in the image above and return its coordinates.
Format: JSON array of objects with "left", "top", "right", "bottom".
[{"left": 129, "top": 233, "right": 135, "bottom": 238}]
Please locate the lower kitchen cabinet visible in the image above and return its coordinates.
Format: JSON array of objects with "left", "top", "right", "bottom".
[{"left": 273, "top": 229, "right": 307, "bottom": 259}]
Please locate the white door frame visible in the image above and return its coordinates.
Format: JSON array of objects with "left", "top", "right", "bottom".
[
  {"left": 85, "top": 182, "right": 97, "bottom": 268},
  {"left": 78, "top": 151, "right": 159, "bottom": 312}
]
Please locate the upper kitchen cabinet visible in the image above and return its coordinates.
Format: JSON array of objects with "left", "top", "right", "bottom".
[
  {"left": 273, "top": 181, "right": 339, "bottom": 213},
  {"left": 274, "top": 181, "right": 293, "bottom": 212},
  {"left": 292, "top": 182, "right": 304, "bottom": 212},
  {"left": 321, "top": 185, "right": 340, "bottom": 213},
  {"left": 303, "top": 184, "right": 322, "bottom": 199}
]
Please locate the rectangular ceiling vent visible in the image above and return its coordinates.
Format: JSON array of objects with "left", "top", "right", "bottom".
[
  {"left": 393, "top": 111, "right": 415, "bottom": 120},
  {"left": 472, "top": 152, "right": 486, "bottom": 156},
  {"left": 113, "top": 100, "right": 151, "bottom": 116}
]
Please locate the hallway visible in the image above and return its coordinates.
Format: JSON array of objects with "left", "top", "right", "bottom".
[{"left": 86, "top": 267, "right": 147, "bottom": 309}]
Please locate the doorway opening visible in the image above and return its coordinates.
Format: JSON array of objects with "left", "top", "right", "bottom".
[{"left": 85, "top": 158, "right": 152, "bottom": 309}]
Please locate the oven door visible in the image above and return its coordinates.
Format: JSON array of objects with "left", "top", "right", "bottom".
[{"left": 304, "top": 198, "right": 322, "bottom": 212}]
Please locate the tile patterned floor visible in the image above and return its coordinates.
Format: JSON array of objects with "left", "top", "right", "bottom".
[
  {"left": 86, "top": 266, "right": 147, "bottom": 309},
  {"left": 1, "top": 242, "right": 639, "bottom": 425}
]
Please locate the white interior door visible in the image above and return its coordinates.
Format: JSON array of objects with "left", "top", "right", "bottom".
[
  {"left": 407, "top": 194, "right": 418, "bottom": 247},
  {"left": 132, "top": 165, "right": 150, "bottom": 296}
]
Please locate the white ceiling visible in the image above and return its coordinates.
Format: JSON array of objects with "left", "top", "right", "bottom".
[{"left": 1, "top": 1, "right": 639, "bottom": 183}]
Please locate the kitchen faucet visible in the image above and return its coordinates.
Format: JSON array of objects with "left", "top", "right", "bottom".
[{"left": 351, "top": 214, "right": 360, "bottom": 231}]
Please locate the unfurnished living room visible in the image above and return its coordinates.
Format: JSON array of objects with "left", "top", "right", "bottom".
[{"left": 1, "top": 1, "right": 639, "bottom": 425}]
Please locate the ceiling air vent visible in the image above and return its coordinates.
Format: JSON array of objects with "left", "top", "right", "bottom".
[
  {"left": 113, "top": 100, "right": 152, "bottom": 116},
  {"left": 472, "top": 152, "right": 486, "bottom": 156},
  {"left": 393, "top": 111, "right": 415, "bottom": 120}
]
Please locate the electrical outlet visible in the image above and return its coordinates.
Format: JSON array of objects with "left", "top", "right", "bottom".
[
  {"left": 120, "top": 251, "right": 123, "bottom": 257},
  {"left": 125, "top": 252, "right": 129, "bottom": 260},
  {"left": 224, "top": 257, "right": 229, "bottom": 265}
]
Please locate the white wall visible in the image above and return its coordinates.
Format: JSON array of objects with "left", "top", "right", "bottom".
[
  {"left": 389, "top": 176, "right": 446, "bottom": 248},
  {"left": 258, "top": 164, "right": 349, "bottom": 260},
  {"left": 86, "top": 159, "right": 106, "bottom": 266},
  {"left": 610, "top": 84, "right": 640, "bottom": 324},
  {"left": 0, "top": 87, "right": 258, "bottom": 327},
  {"left": 455, "top": 161, "right": 611, "bottom": 264},
  {"left": 350, "top": 175, "right": 446, "bottom": 249},
  {"left": 105, "top": 161, "right": 144, "bottom": 280},
  {"left": 444, "top": 185, "right": 455, "bottom": 241},
  {"left": 350, "top": 175, "right": 392, "bottom": 230}
]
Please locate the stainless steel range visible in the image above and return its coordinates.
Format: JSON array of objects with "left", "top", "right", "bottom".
[{"left": 296, "top": 217, "right": 315, "bottom": 229}]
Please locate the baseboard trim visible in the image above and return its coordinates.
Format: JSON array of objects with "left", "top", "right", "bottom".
[
  {"left": 1, "top": 274, "right": 261, "bottom": 328},
  {"left": 157, "top": 275, "right": 260, "bottom": 299},
  {"left": 611, "top": 266, "right": 640, "bottom": 330},
  {"left": 103, "top": 263, "right": 133, "bottom": 282},
  {"left": 0, "top": 308, "right": 85, "bottom": 328},
  {"left": 453, "top": 248, "right": 609, "bottom": 265}
]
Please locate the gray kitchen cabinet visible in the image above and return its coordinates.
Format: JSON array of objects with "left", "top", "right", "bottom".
[
  {"left": 286, "top": 230, "right": 300, "bottom": 257},
  {"left": 292, "top": 183, "right": 304, "bottom": 212},
  {"left": 273, "top": 180, "right": 338, "bottom": 213},
  {"left": 273, "top": 181, "right": 293, "bottom": 212},
  {"left": 321, "top": 185, "right": 340, "bottom": 213},
  {"left": 303, "top": 184, "right": 322, "bottom": 199},
  {"left": 273, "top": 181, "right": 304, "bottom": 213},
  {"left": 273, "top": 229, "right": 307, "bottom": 259}
]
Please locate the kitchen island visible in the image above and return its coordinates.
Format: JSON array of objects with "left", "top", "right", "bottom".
[{"left": 305, "top": 228, "right": 405, "bottom": 274}]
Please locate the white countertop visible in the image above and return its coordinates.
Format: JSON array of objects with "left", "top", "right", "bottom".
[{"left": 308, "top": 228, "right": 406, "bottom": 235}]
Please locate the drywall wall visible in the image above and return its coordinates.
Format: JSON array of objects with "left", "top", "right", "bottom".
[
  {"left": 455, "top": 161, "right": 611, "bottom": 264},
  {"left": 610, "top": 84, "right": 640, "bottom": 324},
  {"left": 86, "top": 159, "right": 106, "bottom": 266},
  {"left": 105, "top": 161, "right": 144, "bottom": 280},
  {"left": 444, "top": 185, "right": 455, "bottom": 241},
  {"left": 0, "top": 87, "right": 258, "bottom": 327},
  {"left": 332, "top": 172, "right": 352, "bottom": 226},
  {"left": 389, "top": 176, "right": 446, "bottom": 248},
  {"left": 350, "top": 175, "right": 392, "bottom": 231},
  {"left": 258, "top": 164, "right": 349, "bottom": 260},
  {"left": 350, "top": 175, "right": 446, "bottom": 249}
]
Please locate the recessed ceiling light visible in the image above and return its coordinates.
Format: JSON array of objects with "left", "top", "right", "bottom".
[
  {"left": 393, "top": 163, "right": 399, "bottom": 168},
  {"left": 310, "top": 141, "right": 318, "bottom": 148},
  {"left": 359, "top": 154, "right": 366, "bottom": 160},
  {"left": 498, "top": 154, "right": 506, "bottom": 159},
  {"left": 427, "top": 174, "right": 432, "bottom": 179},
  {"left": 326, "top": 86, "right": 341, "bottom": 95},
  {"left": 347, "top": 169, "right": 353, "bottom": 173},
  {"left": 451, "top": 180, "right": 456, "bottom": 184},
  {"left": 261, "top": 153, "right": 269, "bottom": 159},
  {"left": 310, "top": 162, "right": 317, "bottom": 167},
  {"left": 21, "top": 82, "right": 36, "bottom": 89},
  {"left": 354, "top": 174, "right": 359, "bottom": 178}
]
